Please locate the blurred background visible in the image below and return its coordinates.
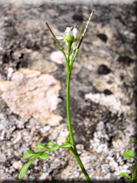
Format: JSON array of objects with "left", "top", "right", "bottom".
[{"left": 0, "top": 0, "right": 135, "bottom": 4}]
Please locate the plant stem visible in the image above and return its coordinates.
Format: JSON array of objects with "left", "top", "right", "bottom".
[
  {"left": 66, "top": 42, "right": 76, "bottom": 151},
  {"left": 66, "top": 47, "right": 92, "bottom": 182},
  {"left": 70, "top": 148, "right": 92, "bottom": 183},
  {"left": 131, "top": 162, "right": 137, "bottom": 183},
  {"left": 66, "top": 70, "right": 76, "bottom": 149},
  {"left": 45, "top": 22, "right": 67, "bottom": 61}
]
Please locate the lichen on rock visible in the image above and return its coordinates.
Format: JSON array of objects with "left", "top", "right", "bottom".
[{"left": 0, "top": 68, "right": 62, "bottom": 126}]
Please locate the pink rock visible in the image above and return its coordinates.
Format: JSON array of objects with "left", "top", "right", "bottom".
[{"left": 0, "top": 68, "right": 62, "bottom": 126}]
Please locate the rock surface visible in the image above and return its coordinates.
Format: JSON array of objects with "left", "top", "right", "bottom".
[
  {"left": 0, "top": 68, "right": 62, "bottom": 126},
  {"left": 0, "top": 2, "right": 136, "bottom": 182}
]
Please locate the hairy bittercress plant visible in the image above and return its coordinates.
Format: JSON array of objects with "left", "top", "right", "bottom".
[
  {"left": 19, "top": 11, "right": 94, "bottom": 183},
  {"left": 118, "top": 140, "right": 137, "bottom": 183}
]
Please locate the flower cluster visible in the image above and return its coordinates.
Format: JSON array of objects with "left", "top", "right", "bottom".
[{"left": 64, "top": 27, "right": 78, "bottom": 43}]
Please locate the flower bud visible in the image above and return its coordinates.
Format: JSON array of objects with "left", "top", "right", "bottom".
[{"left": 64, "top": 27, "right": 78, "bottom": 43}]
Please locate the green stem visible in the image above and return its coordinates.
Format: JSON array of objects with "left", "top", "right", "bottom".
[
  {"left": 67, "top": 72, "right": 92, "bottom": 183},
  {"left": 66, "top": 43, "right": 92, "bottom": 183},
  {"left": 70, "top": 22, "right": 85, "bottom": 63},
  {"left": 70, "top": 148, "right": 92, "bottom": 183},
  {"left": 66, "top": 71, "right": 75, "bottom": 148},
  {"left": 131, "top": 162, "right": 137, "bottom": 183},
  {"left": 66, "top": 42, "right": 76, "bottom": 149},
  {"left": 70, "top": 10, "right": 94, "bottom": 70},
  {"left": 45, "top": 22, "right": 67, "bottom": 61}
]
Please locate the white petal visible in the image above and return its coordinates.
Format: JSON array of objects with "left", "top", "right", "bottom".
[
  {"left": 65, "top": 27, "right": 71, "bottom": 33},
  {"left": 7, "top": 67, "right": 14, "bottom": 80},
  {"left": 56, "top": 36, "right": 64, "bottom": 40},
  {"left": 72, "top": 28, "right": 78, "bottom": 38},
  {"left": 65, "top": 27, "right": 73, "bottom": 36}
]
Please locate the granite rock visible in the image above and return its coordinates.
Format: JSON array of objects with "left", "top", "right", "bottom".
[{"left": 0, "top": 2, "right": 136, "bottom": 182}]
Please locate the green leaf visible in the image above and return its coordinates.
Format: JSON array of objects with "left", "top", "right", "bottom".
[
  {"left": 123, "top": 150, "right": 136, "bottom": 159},
  {"left": 36, "top": 143, "right": 48, "bottom": 149},
  {"left": 59, "top": 143, "right": 72, "bottom": 148},
  {"left": 23, "top": 150, "right": 38, "bottom": 160},
  {"left": 48, "top": 144, "right": 59, "bottom": 151},
  {"left": 19, "top": 155, "right": 38, "bottom": 179},
  {"left": 36, "top": 142, "right": 60, "bottom": 152},
  {"left": 39, "top": 152, "right": 49, "bottom": 160},
  {"left": 118, "top": 172, "right": 131, "bottom": 180},
  {"left": 47, "top": 141, "right": 56, "bottom": 146},
  {"left": 130, "top": 140, "right": 137, "bottom": 144}
]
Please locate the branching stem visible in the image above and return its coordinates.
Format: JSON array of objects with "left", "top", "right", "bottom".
[{"left": 46, "top": 11, "right": 94, "bottom": 182}]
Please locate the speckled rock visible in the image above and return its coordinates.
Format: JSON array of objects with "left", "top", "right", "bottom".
[{"left": 0, "top": 2, "right": 136, "bottom": 182}]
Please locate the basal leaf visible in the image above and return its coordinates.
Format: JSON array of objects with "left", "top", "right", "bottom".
[
  {"left": 59, "top": 143, "right": 72, "bottom": 148},
  {"left": 23, "top": 150, "right": 38, "bottom": 160},
  {"left": 130, "top": 140, "right": 137, "bottom": 144},
  {"left": 123, "top": 150, "right": 136, "bottom": 159},
  {"left": 118, "top": 172, "right": 131, "bottom": 179},
  {"left": 39, "top": 152, "right": 49, "bottom": 160},
  {"left": 36, "top": 143, "right": 48, "bottom": 149},
  {"left": 19, "top": 155, "right": 38, "bottom": 179}
]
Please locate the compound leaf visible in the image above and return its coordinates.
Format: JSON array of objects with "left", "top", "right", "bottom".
[
  {"left": 23, "top": 150, "right": 38, "bottom": 160},
  {"left": 48, "top": 144, "right": 59, "bottom": 151},
  {"left": 36, "top": 143, "right": 48, "bottom": 149},
  {"left": 59, "top": 143, "right": 72, "bottom": 148},
  {"left": 39, "top": 152, "right": 49, "bottom": 160},
  {"left": 47, "top": 141, "right": 56, "bottom": 146},
  {"left": 19, "top": 155, "right": 38, "bottom": 179}
]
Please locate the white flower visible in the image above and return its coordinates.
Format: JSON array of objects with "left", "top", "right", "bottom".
[
  {"left": 56, "top": 27, "right": 78, "bottom": 43},
  {"left": 64, "top": 27, "right": 77, "bottom": 43}
]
